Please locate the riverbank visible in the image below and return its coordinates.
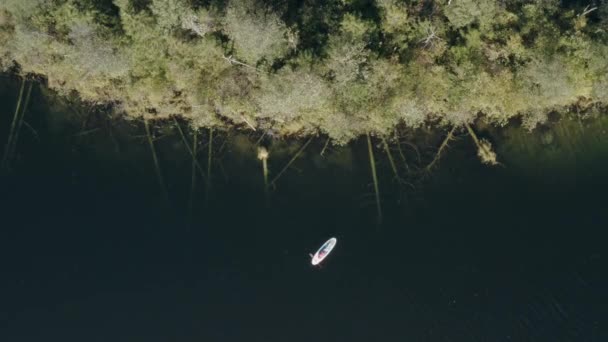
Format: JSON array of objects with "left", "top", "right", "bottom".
[
  {"left": 2, "top": 73, "right": 607, "bottom": 224},
  {"left": 1, "top": 1, "right": 607, "bottom": 143}
]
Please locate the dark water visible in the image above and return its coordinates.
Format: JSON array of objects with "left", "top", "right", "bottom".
[{"left": 1, "top": 76, "right": 607, "bottom": 342}]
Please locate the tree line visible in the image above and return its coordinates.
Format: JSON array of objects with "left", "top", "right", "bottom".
[{"left": 1, "top": 0, "right": 607, "bottom": 143}]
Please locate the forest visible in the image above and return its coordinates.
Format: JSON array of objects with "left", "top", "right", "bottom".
[{"left": 1, "top": 0, "right": 607, "bottom": 144}]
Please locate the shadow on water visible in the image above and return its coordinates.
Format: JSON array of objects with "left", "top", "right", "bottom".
[{"left": 1, "top": 76, "right": 607, "bottom": 341}]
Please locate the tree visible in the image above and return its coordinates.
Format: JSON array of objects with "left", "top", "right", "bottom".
[
  {"left": 150, "top": 0, "right": 216, "bottom": 37},
  {"left": 443, "top": 0, "right": 498, "bottom": 31},
  {"left": 376, "top": 0, "right": 414, "bottom": 53},
  {"left": 0, "top": 0, "right": 45, "bottom": 20},
  {"left": 0, "top": 0, "right": 607, "bottom": 142},
  {"left": 222, "top": 0, "right": 296, "bottom": 65},
  {"left": 66, "top": 20, "right": 129, "bottom": 78},
  {"left": 256, "top": 68, "right": 330, "bottom": 122}
]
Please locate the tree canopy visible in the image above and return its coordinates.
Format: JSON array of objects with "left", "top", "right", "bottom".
[{"left": 1, "top": 0, "right": 607, "bottom": 143}]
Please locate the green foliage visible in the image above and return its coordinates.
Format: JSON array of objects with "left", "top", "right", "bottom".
[
  {"left": 149, "top": 0, "right": 216, "bottom": 37},
  {"left": 323, "top": 14, "right": 374, "bottom": 84},
  {"left": 600, "top": 1, "right": 608, "bottom": 35},
  {"left": 66, "top": 21, "right": 129, "bottom": 78},
  {"left": 150, "top": 0, "right": 191, "bottom": 34},
  {"left": 256, "top": 68, "right": 330, "bottom": 121},
  {"left": 443, "top": 0, "right": 498, "bottom": 30},
  {"left": 0, "top": 10, "right": 14, "bottom": 71},
  {"left": 0, "top": 0, "right": 45, "bottom": 20},
  {"left": 222, "top": 0, "right": 295, "bottom": 65},
  {"left": 0, "top": 0, "right": 606, "bottom": 143}
]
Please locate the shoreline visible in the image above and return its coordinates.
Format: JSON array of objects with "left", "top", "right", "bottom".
[{"left": 2, "top": 1, "right": 607, "bottom": 144}]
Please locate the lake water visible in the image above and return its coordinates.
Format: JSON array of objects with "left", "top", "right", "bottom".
[{"left": 1, "top": 75, "right": 607, "bottom": 341}]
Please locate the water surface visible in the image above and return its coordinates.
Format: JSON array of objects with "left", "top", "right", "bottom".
[{"left": 1, "top": 76, "right": 606, "bottom": 341}]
